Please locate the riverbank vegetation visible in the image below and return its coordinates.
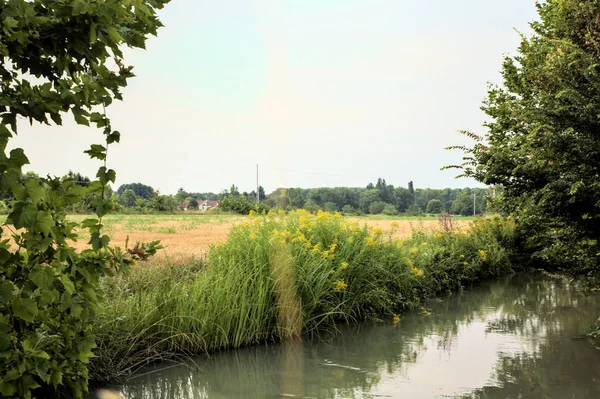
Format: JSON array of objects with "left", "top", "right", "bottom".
[
  {"left": 89, "top": 210, "right": 517, "bottom": 382},
  {"left": 448, "top": 0, "right": 600, "bottom": 337}
]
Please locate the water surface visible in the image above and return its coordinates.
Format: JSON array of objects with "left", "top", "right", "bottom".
[{"left": 117, "top": 273, "right": 600, "bottom": 398}]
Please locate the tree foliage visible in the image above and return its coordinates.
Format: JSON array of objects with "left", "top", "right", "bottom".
[
  {"left": 116, "top": 182, "right": 154, "bottom": 199},
  {"left": 0, "top": 1, "right": 169, "bottom": 397},
  {"left": 447, "top": 0, "right": 600, "bottom": 271}
]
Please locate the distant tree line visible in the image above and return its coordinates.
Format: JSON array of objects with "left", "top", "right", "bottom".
[
  {"left": 0, "top": 173, "right": 489, "bottom": 216},
  {"left": 266, "top": 178, "right": 489, "bottom": 216}
]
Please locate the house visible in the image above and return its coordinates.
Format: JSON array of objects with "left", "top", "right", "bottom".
[{"left": 198, "top": 200, "right": 219, "bottom": 211}]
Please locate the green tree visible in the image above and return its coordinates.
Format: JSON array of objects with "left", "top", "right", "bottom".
[
  {"left": 448, "top": 0, "right": 600, "bottom": 270},
  {"left": 426, "top": 199, "right": 444, "bottom": 214},
  {"left": 287, "top": 188, "right": 307, "bottom": 209},
  {"left": 359, "top": 189, "right": 381, "bottom": 213},
  {"left": 175, "top": 187, "right": 188, "bottom": 204},
  {"left": 120, "top": 189, "right": 138, "bottom": 208},
  {"left": 117, "top": 183, "right": 155, "bottom": 199},
  {"left": 229, "top": 184, "right": 240, "bottom": 197},
  {"left": 0, "top": 1, "right": 168, "bottom": 397},
  {"left": 394, "top": 187, "right": 413, "bottom": 212}
]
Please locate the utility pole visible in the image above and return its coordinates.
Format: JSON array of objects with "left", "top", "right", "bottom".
[
  {"left": 256, "top": 164, "right": 259, "bottom": 204},
  {"left": 473, "top": 193, "right": 476, "bottom": 216}
]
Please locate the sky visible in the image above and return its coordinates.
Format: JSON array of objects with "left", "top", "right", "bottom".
[{"left": 12, "top": 0, "right": 539, "bottom": 195}]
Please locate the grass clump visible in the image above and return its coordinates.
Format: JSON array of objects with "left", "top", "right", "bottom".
[{"left": 90, "top": 210, "right": 517, "bottom": 383}]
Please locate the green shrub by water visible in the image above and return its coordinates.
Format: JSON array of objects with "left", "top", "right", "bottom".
[{"left": 90, "top": 211, "right": 517, "bottom": 383}]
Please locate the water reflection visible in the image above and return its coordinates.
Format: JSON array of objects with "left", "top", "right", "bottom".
[{"left": 118, "top": 274, "right": 600, "bottom": 398}]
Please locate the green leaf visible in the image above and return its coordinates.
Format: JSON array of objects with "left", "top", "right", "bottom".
[
  {"left": 39, "top": 289, "right": 59, "bottom": 307},
  {"left": 84, "top": 144, "right": 106, "bottom": 160},
  {"left": 96, "top": 166, "right": 116, "bottom": 184},
  {"left": 81, "top": 218, "right": 99, "bottom": 229},
  {"left": 3, "top": 16, "right": 18, "bottom": 30},
  {"left": 0, "top": 381, "right": 16, "bottom": 396},
  {"left": 29, "top": 265, "right": 55, "bottom": 290},
  {"left": 35, "top": 211, "right": 54, "bottom": 234},
  {"left": 0, "top": 332, "right": 11, "bottom": 352},
  {"left": 0, "top": 124, "right": 12, "bottom": 139},
  {"left": 30, "top": 350, "right": 50, "bottom": 360},
  {"left": 106, "top": 26, "right": 123, "bottom": 43},
  {"left": 25, "top": 178, "right": 44, "bottom": 204},
  {"left": 8, "top": 148, "right": 30, "bottom": 168},
  {"left": 107, "top": 131, "right": 120, "bottom": 144},
  {"left": 0, "top": 281, "right": 13, "bottom": 304},
  {"left": 72, "top": 107, "right": 90, "bottom": 126},
  {"left": 61, "top": 276, "right": 75, "bottom": 295},
  {"left": 12, "top": 298, "right": 38, "bottom": 323},
  {"left": 77, "top": 338, "right": 96, "bottom": 362},
  {"left": 90, "top": 22, "right": 97, "bottom": 43},
  {"left": 49, "top": 369, "right": 63, "bottom": 387}
]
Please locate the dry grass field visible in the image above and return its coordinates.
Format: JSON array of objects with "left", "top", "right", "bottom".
[
  {"left": 54, "top": 213, "right": 470, "bottom": 265},
  {"left": 0, "top": 213, "right": 473, "bottom": 265}
]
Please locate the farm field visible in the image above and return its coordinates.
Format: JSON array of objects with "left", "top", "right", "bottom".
[{"left": 58, "top": 213, "right": 472, "bottom": 265}]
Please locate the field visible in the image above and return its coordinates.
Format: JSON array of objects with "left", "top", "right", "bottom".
[{"left": 61, "top": 213, "right": 473, "bottom": 266}]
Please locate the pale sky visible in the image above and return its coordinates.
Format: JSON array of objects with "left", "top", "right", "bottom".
[{"left": 12, "top": 0, "right": 538, "bottom": 195}]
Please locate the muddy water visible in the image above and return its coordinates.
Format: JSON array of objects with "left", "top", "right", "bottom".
[{"left": 112, "top": 273, "right": 600, "bottom": 398}]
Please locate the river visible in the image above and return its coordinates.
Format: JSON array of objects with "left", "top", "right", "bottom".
[{"left": 105, "top": 273, "right": 600, "bottom": 398}]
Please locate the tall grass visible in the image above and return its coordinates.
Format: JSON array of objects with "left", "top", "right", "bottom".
[{"left": 89, "top": 210, "right": 518, "bottom": 383}]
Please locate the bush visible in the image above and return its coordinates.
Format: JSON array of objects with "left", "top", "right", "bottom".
[
  {"left": 426, "top": 199, "right": 444, "bottom": 214},
  {"left": 382, "top": 204, "right": 399, "bottom": 215},
  {"left": 406, "top": 205, "right": 422, "bottom": 216},
  {"left": 341, "top": 205, "right": 355, "bottom": 215},
  {"left": 368, "top": 201, "right": 387, "bottom": 214},
  {"left": 303, "top": 199, "right": 320, "bottom": 213},
  {"left": 219, "top": 195, "right": 255, "bottom": 215},
  {"left": 323, "top": 202, "right": 338, "bottom": 213}
]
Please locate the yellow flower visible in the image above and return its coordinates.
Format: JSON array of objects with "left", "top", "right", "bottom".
[
  {"left": 392, "top": 314, "right": 400, "bottom": 324},
  {"left": 334, "top": 279, "right": 347, "bottom": 291},
  {"left": 372, "top": 227, "right": 383, "bottom": 236},
  {"left": 340, "top": 262, "right": 349, "bottom": 270},
  {"left": 460, "top": 254, "right": 465, "bottom": 258},
  {"left": 434, "top": 232, "right": 443, "bottom": 239},
  {"left": 249, "top": 209, "right": 256, "bottom": 216},
  {"left": 410, "top": 247, "right": 418, "bottom": 255},
  {"left": 463, "top": 261, "right": 469, "bottom": 265},
  {"left": 249, "top": 232, "right": 256, "bottom": 241},
  {"left": 479, "top": 249, "right": 487, "bottom": 262},
  {"left": 390, "top": 222, "right": 399, "bottom": 228},
  {"left": 293, "top": 231, "right": 307, "bottom": 243},
  {"left": 420, "top": 242, "right": 429, "bottom": 247},
  {"left": 322, "top": 250, "right": 331, "bottom": 260},
  {"left": 407, "top": 259, "right": 414, "bottom": 267},
  {"left": 365, "top": 237, "right": 377, "bottom": 247},
  {"left": 311, "top": 243, "right": 321, "bottom": 254},
  {"left": 412, "top": 267, "right": 424, "bottom": 277},
  {"left": 329, "top": 242, "right": 337, "bottom": 253}
]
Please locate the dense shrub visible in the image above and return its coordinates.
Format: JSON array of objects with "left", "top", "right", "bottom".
[{"left": 368, "top": 201, "right": 387, "bottom": 214}]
